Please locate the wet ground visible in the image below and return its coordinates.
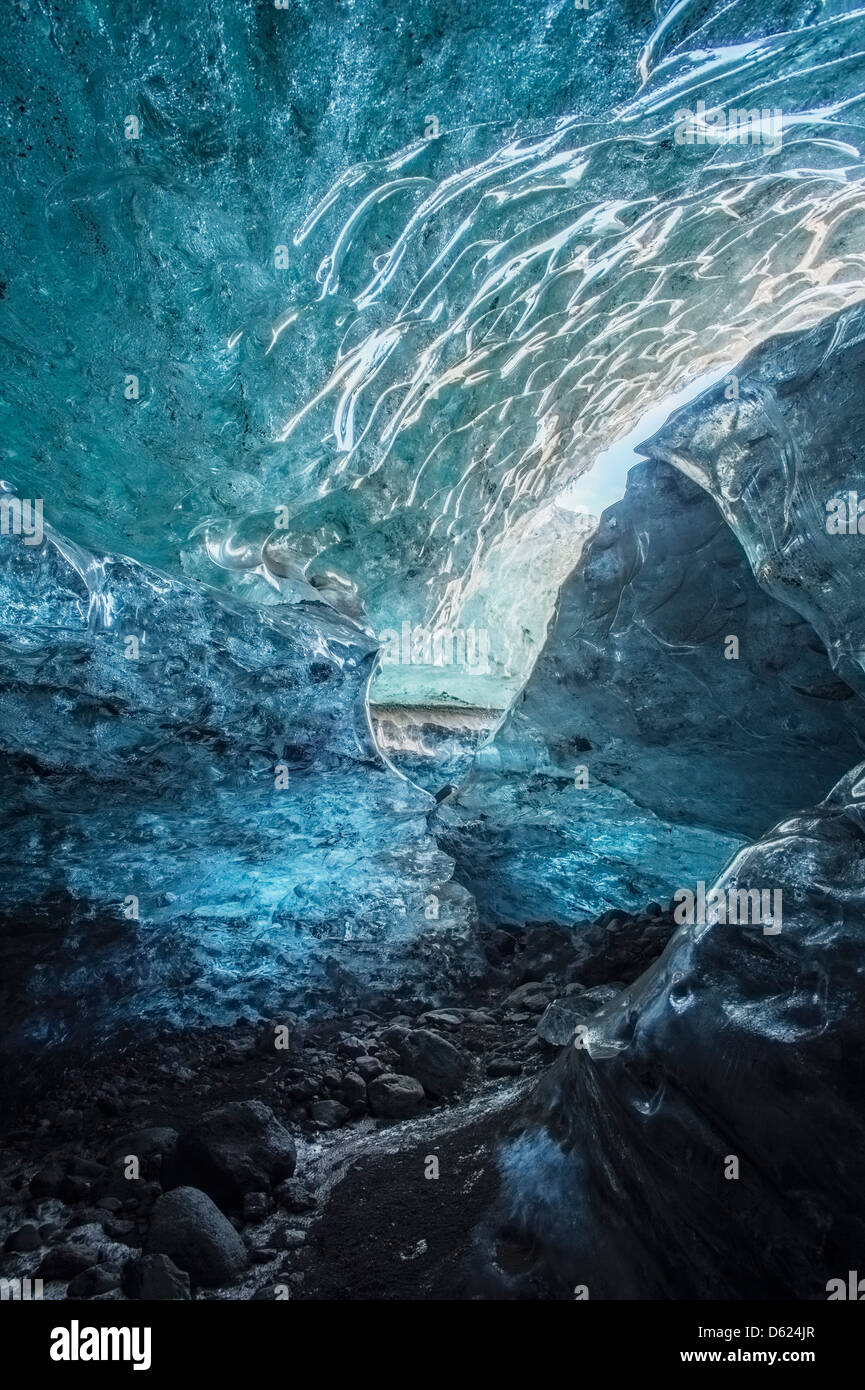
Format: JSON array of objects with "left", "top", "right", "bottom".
[{"left": 0, "top": 907, "right": 674, "bottom": 1300}]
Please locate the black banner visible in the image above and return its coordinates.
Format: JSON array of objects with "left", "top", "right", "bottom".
[{"left": 1, "top": 1298, "right": 859, "bottom": 1375}]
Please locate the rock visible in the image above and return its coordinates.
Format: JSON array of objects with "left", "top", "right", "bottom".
[
  {"left": 59, "top": 1176, "right": 91, "bottom": 1204},
  {"left": 257, "top": 1013, "right": 302, "bottom": 1058},
  {"left": 67, "top": 1155, "right": 106, "bottom": 1180},
  {"left": 285, "top": 1074, "right": 320, "bottom": 1102},
  {"left": 102, "top": 1217, "right": 138, "bottom": 1244},
  {"left": 502, "top": 982, "right": 554, "bottom": 1014},
  {"left": 5, "top": 1223, "right": 40, "bottom": 1253},
  {"left": 107, "top": 1126, "right": 179, "bottom": 1166},
  {"left": 368, "top": 1072, "right": 426, "bottom": 1118},
  {"left": 418, "top": 1010, "right": 464, "bottom": 1029},
  {"left": 488, "top": 929, "right": 517, "bottom": 957},
  {"left": 30, "top": 1162, "right": 65, "bottom": 1199},
  {"left": 353, "top": 1056, "right": 385, "bottom": 1082},
  {"left": 96, "top": 1092, "right": 122, "bottom": 1117},
  {"left": 242, "top": 1191, "right": 269, "bottom": 1222},
  {"left": 340, "top": 1072, "right": 367, "bottom": 1105},
  {"left": 96, "top": 1197, "right": 124, "bottom": 1213},
  {"left": 38, "top": 1243, "right": 101, "bottom": 1279},
  {"left": 604, "top": 915, "right": 630, "bottom": 933},
  {"left": 520, "top": 924, "right": 577, "bottom": 973},
  {"left": 101, "top": 1127, "right": 179, "bottom": 1192},
  {"left": 396, "top": 1029, "right": 468, "bottom": 1097},
  {"left": 127, "top": 1182, "right": 162, "bottom": 1210},
  {"left": 66, "top": 1266, "right": 121, "bottom": 1299},
  {"left": 309, "top": 1099, "right": 350, "bottom": 1128},
  {"left": 273, "top": 1178, "right": 317, "bottom": 1213},
  {"left": 175, "top": 1101, "right": 296, "bottom": 1210},
  {"left": 379, "top": 1024, "right": 411, "bottom": 1048},
  {"left": 123, "top": 1253, "right": 191, "bottom": 1300},
  {"left": 279, "top": 1229, "right": 306, "bottom": 1251},
  {"left": 486, "top": 1058, "right": 522, "bottom": 1077},
  {"left": 337, "top": 1035, "right": 366, "bottom": 1059},
  {"left": 145, "top": 1187, "right": 247, "bottom": 1286}
]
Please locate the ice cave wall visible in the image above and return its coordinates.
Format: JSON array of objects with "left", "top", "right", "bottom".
[
  {"left": 642, "top": 302, "right": 865, "bottom": 696},
  {"left": 0, "top": 503, "right": 480, "bottom": 1069},
  {"left": 473, "top": 298, "right": 865, "bottom": 1298},
  {"left": 478, "top": 758, "right": 865, "bottom": 1298}
]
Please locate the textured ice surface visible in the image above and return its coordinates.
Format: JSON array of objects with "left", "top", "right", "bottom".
[
  {"left": 371, "top": 706, "right": 500, "bottom": 793},
  {"left": 4, "top": 2, "right": 865, "bottom": 700},
  {"left": 5, "top": 0, "right": 865, "bottom": 1116},
  {"left": 476, "top": 760, "right": 865, "bottom": 1297},
  {"left": 0, "top": 510, "right": 480, "bottom": 1063},
  {"left": 642, "top": 300, "right": 865, "bottom": 695},
  {"left": 436, "top": 457, "right": 865, "bottom": 923}
]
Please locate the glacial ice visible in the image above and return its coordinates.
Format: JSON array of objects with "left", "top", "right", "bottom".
[
  {"left": 470, "top": 296, "right": 865, "bottom": 1297},
  {"left": 0, "top": 503, "right": 480, "bottom": 1065},
  {"left": 477, "top": 757, "right": 865, "bottom": 1297},
  {"left": 642, "top": 301, "right": 865, "bottom": 696},
  {"left": 5, "top": 0, "right": 865, "bottom": 701}
]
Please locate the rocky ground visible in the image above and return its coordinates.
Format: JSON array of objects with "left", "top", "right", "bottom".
[{"left": 0, "top": 903, "right": 675, "bottom": 1300}]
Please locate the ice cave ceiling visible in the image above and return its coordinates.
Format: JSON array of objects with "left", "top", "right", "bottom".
[{"left": 5, "top": 0, "right": 865, "bottom": 704}]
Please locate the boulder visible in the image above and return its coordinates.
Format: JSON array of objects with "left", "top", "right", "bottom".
[
  {"left": 145, "top": 1187, "right": 246, "bottom": 1285},
  {"left": 502, "top": 982, "right": 554, "bottom": 1015},
  {"left": 66, "top": 1266, "right": 121, "bottom": 1299},
  {"left": 38, "top": 1243, "right": 101, "bottom": 1280},
  {"left": 339, "top": 1072, "right": 367, "bottom": 1105},
  {"left": 175, "top": 1102, "right": 296, "bottom": 1209},
  {"left": 309, "top": 1099, "right": 349, "bottom": 1129},
  {"left": 397, "top": 1028, "right": 468, "bottom": 1097},
  {"left": 29, "top": 1162, "right": 65, "bottom": 1199},
  {"left": 123, "top": 1253, "right": 191, "bottom": 1300},
  {"left": 368, "top": 1072, "right": 426, "bottom": 1118},
  {"left": 354, "top": 1056, "right": 385, "bottom": 1082},
  {"left": 5, "top": 1224, "right": 39, "bottom": 1253}
]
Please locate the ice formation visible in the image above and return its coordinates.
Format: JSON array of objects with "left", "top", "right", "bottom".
[{"left": 3, "top": 0, "right": 865, "bottom": 1307}]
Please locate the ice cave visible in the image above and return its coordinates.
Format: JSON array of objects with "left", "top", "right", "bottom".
[{"left": 2, "top": 0, "right": 865, "bottom": 1326}]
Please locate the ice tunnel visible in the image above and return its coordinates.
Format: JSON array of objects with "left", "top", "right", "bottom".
[{"left": 2, "top": 0, "right": 865, "bottom": 1321}]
